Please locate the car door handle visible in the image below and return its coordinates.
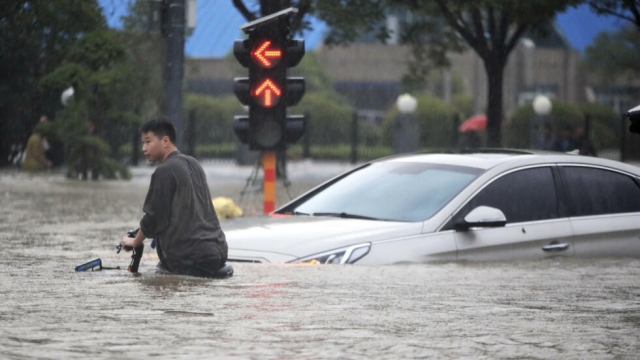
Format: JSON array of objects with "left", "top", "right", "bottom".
[{"left": 542, "top": 243, "right": 570, "bottom": 252}]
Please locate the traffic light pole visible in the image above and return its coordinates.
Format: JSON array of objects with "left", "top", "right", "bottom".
[
  {"left": 262, "top": 151, "right": 277, "bottom": 213},
  {"left": 163, "top": 0, "right": 185, "bottom": 149}
]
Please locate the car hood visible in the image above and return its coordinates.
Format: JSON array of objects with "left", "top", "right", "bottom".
[{"left": 222, "top": 215, "right": 423, "bottom": 263}]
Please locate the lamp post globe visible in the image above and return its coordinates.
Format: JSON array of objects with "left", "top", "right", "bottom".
[
  {"left": 396, "top": 93, "right": 417, "bottom": 114},
  {"left": 61, "top": 87, "right": 74, "bottom": 106},
  {"left": 533, "top": 95, "right": 552, "bottom": 116},
  {"left": 394, "top": 94, "right": 419, "bottom": 154}
]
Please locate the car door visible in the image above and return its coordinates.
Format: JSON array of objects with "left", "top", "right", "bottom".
[
  {"left": 559, "top": 165, "right": 640, "bottom": 258},
  {"left": 447, "top": 166, "right": 575, "bottom": 261}
]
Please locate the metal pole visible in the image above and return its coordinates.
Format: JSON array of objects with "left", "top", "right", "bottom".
[
  {"left": 131, "top": 125, "right": 139, "bottom": 166},
  {"left": 262, "top": 151, "right": 276, "bottom": 213},
  {"left": 452, "top": 113, "right": 460, "bottom": 149},
  {"left": 163, "top": 0, "right": 185, "bottom": 149},
  {"left": 303, "top": 111, "right": 311, "bottom": 159},
  {"left": 621, "top": 113, "right": 627, "bottom": 162},
  {"left": 350, "top": 111, "right": 358, "bottom": 164},
  {"left": 187, "top": 108, "right": 196, "bottom": 156}
]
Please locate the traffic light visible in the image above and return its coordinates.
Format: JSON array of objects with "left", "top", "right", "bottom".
[{"left": 233, "top": 9, "right": 306, "bottom": 151}]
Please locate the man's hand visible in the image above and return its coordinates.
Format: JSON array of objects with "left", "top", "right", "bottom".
[
  {"left": 120, "top": 228, "right": 146, "bottom": 251},
  {"left": 120, "top": 235, "right": 137, "bottom": 251}
]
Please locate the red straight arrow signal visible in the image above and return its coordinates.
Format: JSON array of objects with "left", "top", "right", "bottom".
[
  {"left": 252, "top": 41, "right": 282, "bottom": 68},
  {"left": 253, "top": 79, "right": 282, "bottom": 107}
]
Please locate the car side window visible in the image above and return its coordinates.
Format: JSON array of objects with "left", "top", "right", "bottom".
[
  {"left": 457, "top": 167, "right": 559, "bottom": 224},
  {"left": 561, "top": 166, "right": 640, "bottom": 217}
]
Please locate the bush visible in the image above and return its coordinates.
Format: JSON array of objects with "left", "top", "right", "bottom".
[
  {"left": 184, "top": 93, "right": 242, "bottom": 145},
  {"left": 382, "top": 95, "right": 457, "bottom": 149},
  {"left": 291, "top": 92, "right": 354, "bottom": 145},
  {"left": 505, "top": 100, "right": 618, "bottom": 151},
  {"left": 52, "top": 102, "right": 130, "bottom": 180},
  {"left": 505, "top": 100, "right": 581, "bottom": 149},
  {"left": 578, "top": 102, "right": 620, "bottom": 149}
]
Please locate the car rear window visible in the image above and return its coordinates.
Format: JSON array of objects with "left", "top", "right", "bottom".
[{"left": 561, "top": 166, "right": 640, "bottom": 217}]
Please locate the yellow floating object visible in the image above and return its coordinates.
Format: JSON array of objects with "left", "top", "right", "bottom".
[{"left": 212, "top": 197, "right": 243, "bottom": 219}]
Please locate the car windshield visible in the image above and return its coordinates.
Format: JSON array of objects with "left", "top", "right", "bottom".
[{"left": 292, "top": 162, "right": 483, "bottom": 222}]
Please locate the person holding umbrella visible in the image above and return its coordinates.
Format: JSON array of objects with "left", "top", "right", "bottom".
[{"left": 457, "top": 114, "right": 485, "bottom": 149}]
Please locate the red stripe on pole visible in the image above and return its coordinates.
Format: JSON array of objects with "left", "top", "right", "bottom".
[
  {"left": 264, "top": 201, "right": 275, "bottom": 213},
  {"left": 264, "top": 168, "right": 276, "bottom": 182}
]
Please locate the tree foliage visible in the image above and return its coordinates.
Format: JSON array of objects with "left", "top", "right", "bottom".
[
  {"left": 585, "top": 26, "right": 640, "bottom": 81},
  {"left": 588, "top": 0, "right": 640, "bottom": 31},
  {"left": 39, "top": 29, "right": 136, "bottom": 179},
  {"left": 0, "top": 0, "right": 106, "bottom": 166}
]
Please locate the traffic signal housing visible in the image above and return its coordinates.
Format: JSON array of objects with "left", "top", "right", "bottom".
[{"left": 233, "top": 13, "right": 306, "bottom": 151}]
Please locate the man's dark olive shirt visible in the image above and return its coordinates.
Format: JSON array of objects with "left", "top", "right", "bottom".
[{"left": 140, "top": 151, "right": 227, "bottom": 274}]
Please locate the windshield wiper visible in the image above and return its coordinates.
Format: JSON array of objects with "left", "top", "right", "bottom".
[{"left": 312, "top": 212, "right": 379, "bottom": 220}]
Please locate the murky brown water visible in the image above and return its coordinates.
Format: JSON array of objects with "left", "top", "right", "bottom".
[{"left": 1, "top": 166, "right": 640, "bottom": 359}]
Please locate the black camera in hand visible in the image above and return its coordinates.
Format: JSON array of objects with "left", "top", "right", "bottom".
[{"left": 627, "top": 104, "right": 640, "bottom": 134}]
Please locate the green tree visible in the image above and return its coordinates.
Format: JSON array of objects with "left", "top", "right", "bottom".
[
  {"left": 585, "top": 27, "right": 640, "bottom": 81},
  {"left": 119, "top": 0, "right": 165, "bottom": 119},
  {"left": 0, "top": 0, "right": 106, "bottom": 166},
  {"left": 588, "top": 0, "right": 640, "bottom": 31},
  {"left": 40, "top": 29, "right": 135, "bottom": 179}
]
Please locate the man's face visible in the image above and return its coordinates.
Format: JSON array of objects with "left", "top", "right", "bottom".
[{"left": 141, "top": 132, "right": 166, "bottom": 162}]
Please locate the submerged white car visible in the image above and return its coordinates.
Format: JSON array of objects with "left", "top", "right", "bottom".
[{"left": 224, "top": 151, "right": 640, "bottom": 264}]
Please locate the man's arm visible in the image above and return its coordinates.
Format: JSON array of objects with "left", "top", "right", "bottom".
[
  {"left": 140, "top": 168, "right": 174, "bottom": 239},
  {"left": 121, "top": 228, "right": 147, "bottom": 249}
]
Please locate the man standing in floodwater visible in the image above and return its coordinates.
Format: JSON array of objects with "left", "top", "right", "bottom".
[{"left": 120, "top": 118, "right": 228, "bottom": 277}]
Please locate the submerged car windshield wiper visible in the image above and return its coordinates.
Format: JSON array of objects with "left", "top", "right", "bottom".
[{"left": 312, "top": 212, "right": 380, "bottom": 220}]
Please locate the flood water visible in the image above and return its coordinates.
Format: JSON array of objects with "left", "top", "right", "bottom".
[{"left": 1, "top": 166, "right": 639, "bottom": 359}]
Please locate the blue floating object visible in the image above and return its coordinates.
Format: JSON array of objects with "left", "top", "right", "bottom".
[{"left": 75, "top": 258, "right": 102, "bottom": 272}]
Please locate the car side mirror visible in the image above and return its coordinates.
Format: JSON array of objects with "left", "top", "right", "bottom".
[
  {"left": 455, "top": 206, "right": 507, "bottom": 231},
  {"left": 626, "top": 104, "right": 640, "bottom": 134}
]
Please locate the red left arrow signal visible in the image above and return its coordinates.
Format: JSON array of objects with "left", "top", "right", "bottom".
[
  {"left": 253, "top": 79, "right": 282, "bottom": 107},
  {"left": 251, "top": 40, "right": 282, "bottom": 68}
]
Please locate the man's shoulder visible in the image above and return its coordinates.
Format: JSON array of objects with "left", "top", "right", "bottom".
[{"left": 160, "top": 153, "right": 203, "bottom": 172}]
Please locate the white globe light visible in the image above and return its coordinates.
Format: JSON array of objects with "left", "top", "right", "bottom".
[
  {"left": 396, "top": 93, "right": 417, "bottom": 114},
  {"left": 533, "top": 95, "right": 552, "bottom": 116},
  {"left": 61, "top": 87, "right": 75, "bottom": 106}
]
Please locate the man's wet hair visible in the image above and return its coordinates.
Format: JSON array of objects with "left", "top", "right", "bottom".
[{"left": 140, "top": 118, "right": 176, "bottom": 144}]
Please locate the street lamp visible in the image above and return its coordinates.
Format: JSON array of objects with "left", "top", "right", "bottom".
[
  {"left": 394, "top": 94, "right": 419, "bottom": 154},
  {"left": 396, "top": 93, "right": 417, "bottom": 114},
  {"left": 533, "top": 95, "right": 552, "bottom": 116},
  {"left": 531, "top": 95, "right": 553, "bottom": 150},
  {"left": 61, "top": 87, "right": 74, "bottom": 106}
]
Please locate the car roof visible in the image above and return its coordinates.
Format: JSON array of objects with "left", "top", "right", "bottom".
[{"left": 379, "top": 149, "right": 640, "bottom": 174}]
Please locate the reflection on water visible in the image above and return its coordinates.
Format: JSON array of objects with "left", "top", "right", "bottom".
[{"left": 1, "top": 172, "right": 640, "bottom": 359}]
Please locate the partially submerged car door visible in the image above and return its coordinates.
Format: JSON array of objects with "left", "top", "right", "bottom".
[
  {"left": 558, "top": 165, "right": 640, "bottom": 258},
  {"left": 444, "top": 165, "right": 575, "bottom": 261}
]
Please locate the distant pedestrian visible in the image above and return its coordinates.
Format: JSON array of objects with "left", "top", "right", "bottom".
[
  {"left": 457, "top": 132, "right": 482, "bottom": 149},
  {"left": 558, "top": 125, "right": 576, "bottom": 152},
  {"left": 22, "top": 120, "right": 52, "bottom": 172},
  {"left": 574, "top": 125, "right": 597, "bottom": 156},
  {"left": 8, "top": 143, "right": 25, "bottom": 167},
  {"left": 535, "top": 123, "right": 558, "bottom": 151},
  {"left": 81, "top": 120, "right": 100, "bottom": 180}
]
